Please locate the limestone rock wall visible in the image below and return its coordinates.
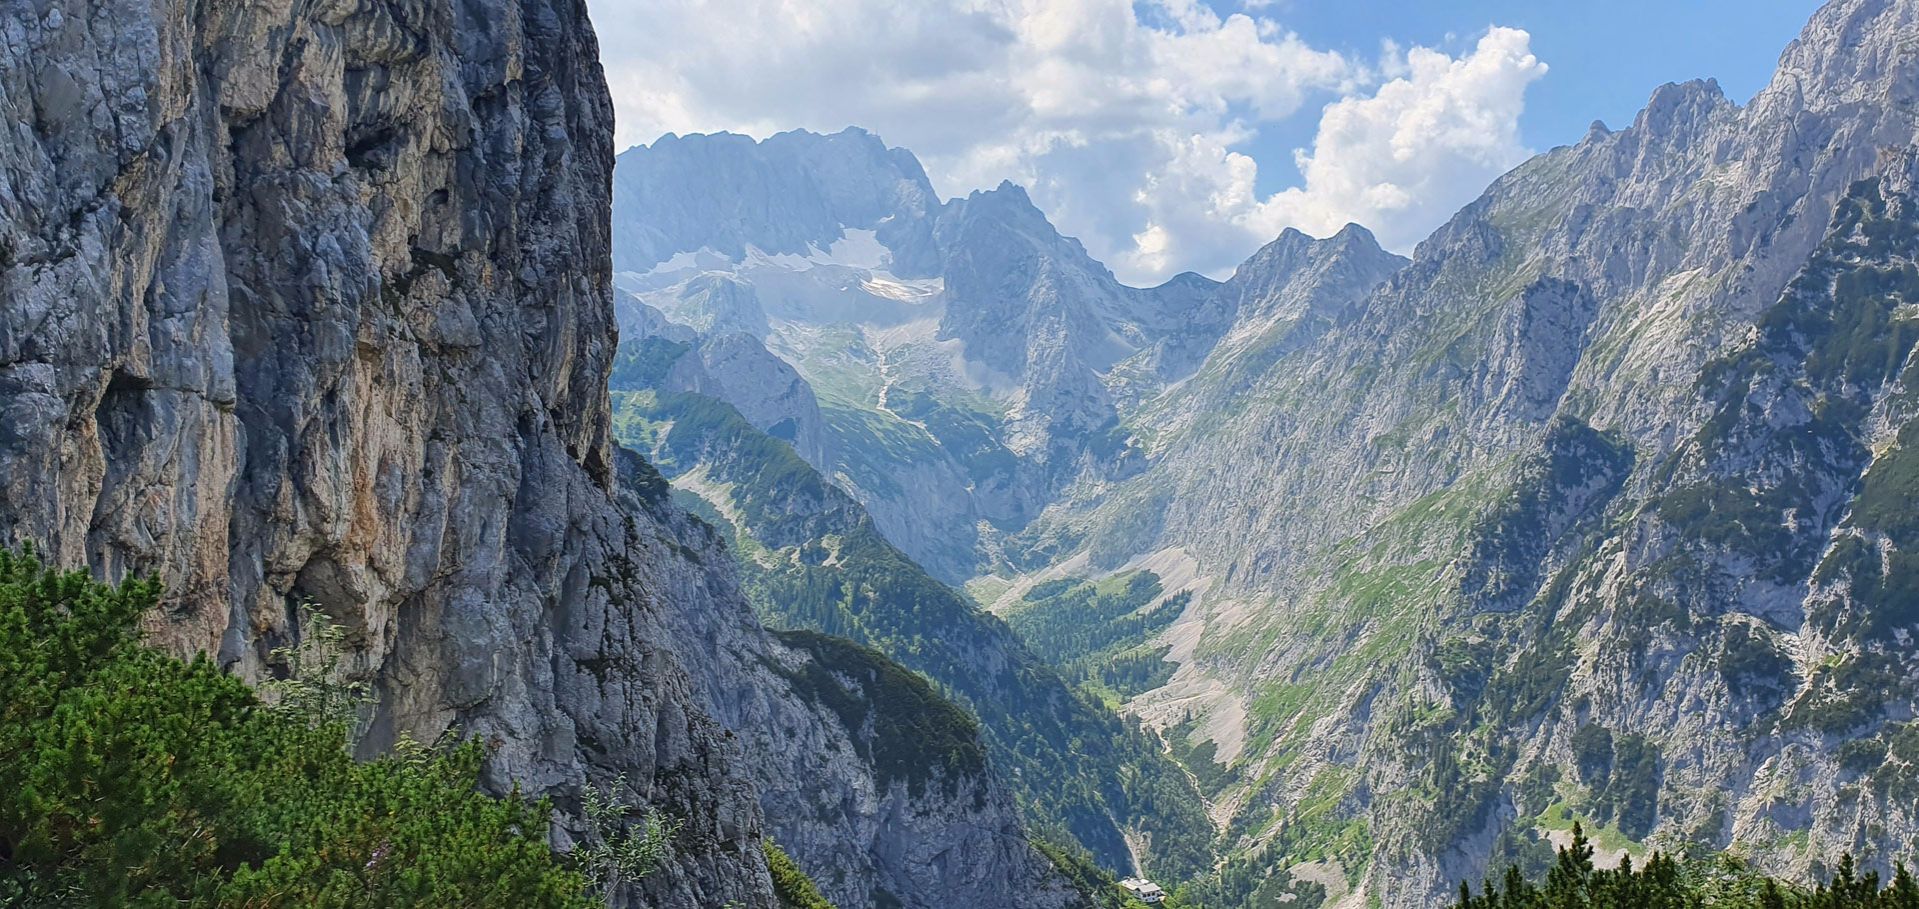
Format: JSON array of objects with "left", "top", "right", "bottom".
[{"left": 0, "top": 2, "right": 1079, "bottom": 907}]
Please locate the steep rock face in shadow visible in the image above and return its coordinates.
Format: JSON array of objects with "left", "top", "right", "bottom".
[{"left": 0, "top": 2, "right": 1078, "bottom": 907}]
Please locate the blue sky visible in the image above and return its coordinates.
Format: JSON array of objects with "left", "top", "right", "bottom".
[
  {"left": 1219, "top": 0, "right": 1821, "bottom": 195},
  {"left": 590, "top": 0, "right": 1826, "bottom": 282}
]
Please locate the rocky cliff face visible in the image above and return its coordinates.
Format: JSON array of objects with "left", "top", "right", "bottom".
[
  {"left": 743, "top": 630, "right": 1083, "bottom": 909},
  {"left": 931, "top": 181, "right": 1154, "bottom": 488},
  {"left": 660, "top": 327, "right": 832, "bottom": 467},
  {"left": 0, "top": 2, "right": 1078, "bottom": 907},
  {"left": 0, "top": 2, "right": 764, "bottom": 903}
]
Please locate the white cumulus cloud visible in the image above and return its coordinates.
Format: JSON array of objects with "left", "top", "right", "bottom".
[
  {"left": 586, "top": 0, "right": 1547, "bottom": 283},
  {"left": 1244, "top": 27, "right": 1548, "bottom": 254}
]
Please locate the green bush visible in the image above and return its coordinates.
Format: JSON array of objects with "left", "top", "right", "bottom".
[
  {"left": 0, "top": 548, "right": 592, "bottom": 908},
  {"left": 764, "top": 840, "right": 836, "bottom": 909},
  {"left": 1454, "top": 824, "right": 1919, "bottom": 909},
  {"left": 772, "top": 630, "right": 988, "bottom": 798}
]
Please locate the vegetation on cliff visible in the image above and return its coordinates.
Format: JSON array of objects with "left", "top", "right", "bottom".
[
  {"left": 765, "top": 840, "right": 838, "bottom": 909},
  {"left": 0, "top": 548, "right": 590, "bottom": 907},
  {"left": 1454, "top": 825, "right": 1919, "bottom": 909}
]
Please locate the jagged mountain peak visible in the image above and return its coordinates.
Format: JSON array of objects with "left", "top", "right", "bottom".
[
  {"left": 932, "top": 185, "right": 1145, "bottom": 393},
  {"left": 937, "top": 178, "right": 1113, "bottom": 279},
  {"left": 1330, "top": 220, "right": 1383, "bottom": 246},
  {"left": 1762, "top": 0, "right": 1919, "bottom": 112},
  {"left": 1242, "top": 225, "right": 1317, "bottom": 260},
  {"left": 1150, "top": 270, "right": 1224, "bottom": 293},
  {"left": 1631, "top": 77, "right": 1732, "bottom": 136},
  {"left": 946, "top": 179, "right": 1042, "bottom": 226},
  {"left": 1221, "top": 222, "right": 1408, "bottom": 329},
  {"left": 612, "top": 125, "right": 942, "bottom": 275},
  {"left": 1232, "top": 222, "right": 1392, "bottom": 282},
  {"left": 981, "top": 178, "right": 1033, "bottom": 200}
]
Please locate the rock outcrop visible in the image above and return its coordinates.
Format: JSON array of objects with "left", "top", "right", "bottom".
[{"left": 0, "top": 1, "right": 1078, "bottom": 907}]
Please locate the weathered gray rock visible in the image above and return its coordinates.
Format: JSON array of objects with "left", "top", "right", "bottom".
[
  {"left": 0, "top": 1, "right": 784, "bottom": 904},
  {"left": 0, "top": 1, "right": 1079, "bottom": 907},
  {"left": 662, "top": 329, "right": 832, "bottom": 467},
  {"left": 664, "top": 274, "right": 773, "bottom": 338}
]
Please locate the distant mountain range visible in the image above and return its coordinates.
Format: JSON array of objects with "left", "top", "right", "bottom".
[{"left": 609, "top": 1, "right": 1919, "bottom": 905}]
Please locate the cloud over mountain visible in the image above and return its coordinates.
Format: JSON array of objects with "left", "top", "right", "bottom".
[{"left": 589, "top": 0, "right": 1545, "bottom": 283}]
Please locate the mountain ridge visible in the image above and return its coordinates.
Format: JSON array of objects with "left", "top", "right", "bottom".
[{"left": 606, "top": 1, "right": 1919, "bottom": 905}]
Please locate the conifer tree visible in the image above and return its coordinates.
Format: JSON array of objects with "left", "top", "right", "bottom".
[{"left": 0, "top": 548, "right": 594, "bottom": 907}]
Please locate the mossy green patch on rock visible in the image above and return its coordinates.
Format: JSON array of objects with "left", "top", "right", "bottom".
[{"left": 772, "top": 629, "right": 989, "bottom": 800}]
